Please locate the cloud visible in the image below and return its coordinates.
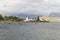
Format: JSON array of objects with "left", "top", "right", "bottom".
[
  {"left": 48, "top": 0, "right": 60, "bottom": 4},
  {"left": 0, "top": 0, "right": 60, "bottom": 15}
]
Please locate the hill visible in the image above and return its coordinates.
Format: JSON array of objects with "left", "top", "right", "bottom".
[
  {"left": 10, "top": 13, "right": 43, "bottom": 18},
  {"left": 49, "top": 12, "right": 60, "bottom": 17}
]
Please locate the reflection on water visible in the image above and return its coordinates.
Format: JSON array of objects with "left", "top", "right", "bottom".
[{"left": 0, "top": 22, "right": 60, "bottom": 40}]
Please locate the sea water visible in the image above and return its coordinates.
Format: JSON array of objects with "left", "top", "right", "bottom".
[{"left": 0, "top": 22, "right": 60, "bottom": 40}]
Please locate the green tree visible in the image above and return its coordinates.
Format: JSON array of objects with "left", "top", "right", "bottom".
[
  {"left": 36, "top": 16, "right": 40, "bottom": 22},
  {"left": 4, "top": 16, "right": 9, "bottom": 20},
  {"left": 3, "top": 15, "right": 24, "bottom": 22},
  {"left": 0, "top": 15, "right": 4, "bottom": 20}
]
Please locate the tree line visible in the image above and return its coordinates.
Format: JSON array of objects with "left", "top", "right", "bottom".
[{"left": 0, "top": 15, "right": 24, "bottom": 22}]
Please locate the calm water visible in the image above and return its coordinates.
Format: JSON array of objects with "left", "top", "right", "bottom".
[{"left": 0, "top": 22, "right": 60, "bottom": 40}]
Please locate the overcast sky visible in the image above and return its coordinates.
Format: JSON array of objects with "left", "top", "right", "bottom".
[{"left": 0, "top": 0, "right": 60, "bottom": 15}]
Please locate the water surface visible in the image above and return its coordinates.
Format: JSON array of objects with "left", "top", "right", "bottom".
[{"left": 0, "top": 22, "right": 60, "bottom": 40}]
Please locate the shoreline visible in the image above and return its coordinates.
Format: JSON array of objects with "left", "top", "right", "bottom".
[{"left": 0, "top": 20, "right": 49, "bottom": 23}]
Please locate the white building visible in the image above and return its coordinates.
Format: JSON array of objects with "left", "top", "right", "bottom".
[{"left": 24, "top": 17, "right": 33, "bottom": 22}]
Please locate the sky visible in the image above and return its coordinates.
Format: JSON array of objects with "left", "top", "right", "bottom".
[{"left": 0, "top": 0, "right": 60, "bottom": 15}]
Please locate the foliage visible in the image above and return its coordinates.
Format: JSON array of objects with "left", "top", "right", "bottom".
[
  {"left": 36, "top": 16, "right": 40, "bottom": 22},
  {"left": 0, "top": 15, "right": 23, "bottom": 22},
  {"left": 0, "top": 15, "right": 4, "bottom": 20}
]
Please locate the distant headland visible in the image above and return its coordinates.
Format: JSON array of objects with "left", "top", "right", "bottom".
[
  {"left": 0, "top": 13, "right": 60, "bottom": 23},
  {"left": 0, "top": 14, "right": 49, "bottom": 22}
]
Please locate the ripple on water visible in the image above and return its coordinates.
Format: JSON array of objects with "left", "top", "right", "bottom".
[{"left": 0, "top": 22, "right": 60, "bottom": 40}]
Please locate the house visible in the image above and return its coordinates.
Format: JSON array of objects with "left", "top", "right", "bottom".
[{"left": 24, "top": 17, "right": 33, "bottom": 22}]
